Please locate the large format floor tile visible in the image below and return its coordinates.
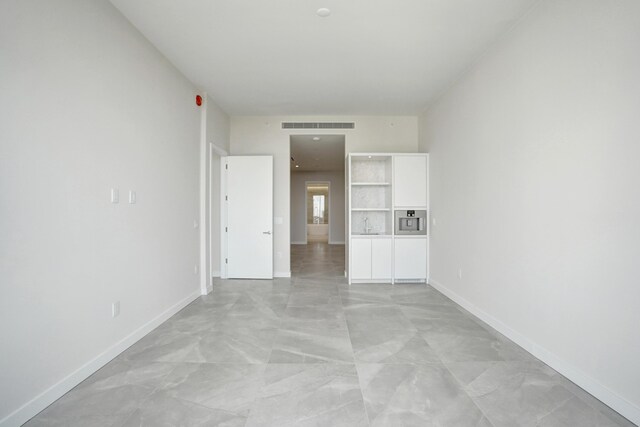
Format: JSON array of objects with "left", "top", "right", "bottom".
[
  {"left": 423, "top": 329, "right": 530, "bottom": 363},
  {"left": 23, "top": 360, "right": 174, "bottom": 426},
  {"left": 446, "top": 361, "right": 636, "bottom": 427},
  {"left": 245, "top": 364, "right": 368, "bottom": 427},
  {"left": 122, "top": 391, "right": 246, "bottom": 427},
  {"left": 164, "top": 363, "right": 264, "bottom": 414},
  {"left": 269, "top": 324, "right": 355, "bottom": 364},
  {"left": 350, "top": 328, "right": 441, "bottom": 364},
  {"left": 345, "top": 303, "right": 417, "bottom": 333},
  {"left": 357, "top": 363, "right": 491, "bottom": 426},
  {"left": 25, "top": 243, "right": 634, "bottom": 426}
]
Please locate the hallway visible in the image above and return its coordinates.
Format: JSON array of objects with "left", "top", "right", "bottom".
[
  {"left": 25, "top": 246, "right": 633, "bottom": 426},
  {"left": 290, "top": 243, "right": 345, "bottom": 279}
]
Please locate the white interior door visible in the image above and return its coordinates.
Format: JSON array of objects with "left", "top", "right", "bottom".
[{"left": 226, "top": 156, "right": 273, "bottom": 279}]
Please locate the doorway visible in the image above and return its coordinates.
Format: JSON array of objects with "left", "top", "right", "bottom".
[
  {"left": 306, "top": 182, "right": 330, "bottom": 243},
  {"left": 290, "top": 135, "right": 346, "bottom": 278}
]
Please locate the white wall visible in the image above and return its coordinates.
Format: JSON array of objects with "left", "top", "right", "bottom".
[
  {"left": 230, "top": 116, "right": 418, "bottom": 276},
  {"left": 291, "top": 171, "right": 346, "bottom": 244},
  {"left": 0, "top": 1, "right": 209, "bottom": 425},
  {"left": 207, "top": 96, "right": 231, "bottom": 154},
  {"left": 419, "top": 0, "right": 640, "bottom": 423}
]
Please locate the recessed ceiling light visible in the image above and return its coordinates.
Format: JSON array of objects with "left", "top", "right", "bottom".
[
  {"left": 312, "top": 137, "right": 321, "bottom": 141},
  {"left": 295, "top": 165, "right": 300, "bottom": 168},
  {"left": 316, "top": 8, "right": 331, "bottom": 17}
]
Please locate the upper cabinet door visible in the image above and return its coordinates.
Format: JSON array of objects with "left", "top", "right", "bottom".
[{"left": 393, "top": 155, "right": 427, "bottom": 207}]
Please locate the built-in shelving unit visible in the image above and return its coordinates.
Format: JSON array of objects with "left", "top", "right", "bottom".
[
  {"left": 349, "top": 155, "right": 393, "bottom": 236},
  {"left": 347, "top": 153, "right": 429, "bottom": 285}
]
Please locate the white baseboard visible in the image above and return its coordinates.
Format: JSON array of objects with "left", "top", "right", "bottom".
[
  {"left": 209, "top": 272, "right": 221, "bottom": 294},
  {"left": 274, "top": 271, "right": 291, "bottom": 278},
  {"left": 1, "top": 290, "right": 201, "bottom": 427},
  {"left": 291, "top": 241, "right": 345, "bottom": 245},
  {"left": 428, "top": 279, "right": 640, "bottom": 426},
  {"left": 350, "top": 279, "right": 392, "bottom": 284}
]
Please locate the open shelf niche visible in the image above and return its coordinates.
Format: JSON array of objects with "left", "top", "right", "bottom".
[{"left": 349, "top": 155, "right": 393, "bottom": 235}]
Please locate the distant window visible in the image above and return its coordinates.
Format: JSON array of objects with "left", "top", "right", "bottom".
[{"left": 313, "top": 195, "right": 325, "bottom": 224}]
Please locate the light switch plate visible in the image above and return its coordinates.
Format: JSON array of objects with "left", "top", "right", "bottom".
[
  {"left": 110, "top": 188, "right": 119, "bottom": 204},
  {"left": 128, "top": 190, "right": 136, "bottom": 204}
]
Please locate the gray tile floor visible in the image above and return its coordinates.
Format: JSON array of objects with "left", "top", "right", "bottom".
[{"left": 26, "top": 243, "right": 634, "bottom": 426}]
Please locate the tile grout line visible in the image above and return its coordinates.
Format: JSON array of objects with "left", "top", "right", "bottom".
[
  {"left": 440, "top": 359, "right": 498, "bottom": 427},
  {"left": 341, "top": 288, "right": 373, "bottom": 427}
]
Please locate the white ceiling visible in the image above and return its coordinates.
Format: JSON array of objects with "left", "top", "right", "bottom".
[
  {"left": 110, "top": 0, "right": 537, "bottom": 115},
  {"left": 290, "top": 135, "right": 345, "bottom": 172}
]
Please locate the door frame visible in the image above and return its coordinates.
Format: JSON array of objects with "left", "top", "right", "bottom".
[
  {"left": 198, "top": 93, "right": 229, "bottom": 295},
  {"left": 220, "top": 156, "right": 228, "bottom": 279},
  {"left": 305, "top": 181, "right": 331, "bottom": 244},
  {"left": 209, "top": 143, "right": 227, "bottom": 285}
]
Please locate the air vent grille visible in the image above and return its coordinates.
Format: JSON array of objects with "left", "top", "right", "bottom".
[{"left": 282, "top": 122, "right": 355, "bottom": 129}]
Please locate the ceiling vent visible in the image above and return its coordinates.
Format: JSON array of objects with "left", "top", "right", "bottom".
[{"left": 282, "top": 122, "right": 355, "bottom": 129}]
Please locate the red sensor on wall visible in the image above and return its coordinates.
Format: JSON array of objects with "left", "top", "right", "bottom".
[{"left": 195, "top": 95, "right": 202, "bottom": 106}]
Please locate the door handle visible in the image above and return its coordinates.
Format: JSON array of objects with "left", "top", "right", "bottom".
[{"left": 263, "top": 231, "right": 272, "bottom": 235}]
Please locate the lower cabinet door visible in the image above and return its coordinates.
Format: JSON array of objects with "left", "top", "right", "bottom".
[
  {"left": 371, "top": 239, "right": 393, "bottom": 279},
  {"left": 351, "top": 239, "right": 372, "bottom": 280},
  {"left": 394, "top": 238, "right": 427, "bottom": 280}
]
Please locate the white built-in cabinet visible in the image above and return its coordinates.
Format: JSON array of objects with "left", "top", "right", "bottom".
[
  {"left": 350, "top": 239, "right": 372, "bottom": 280},
  {"left": 349, "top": 155, "right": 393, "bottom": 235},
  {"left": 394, "top": 238, "right": 428, "bottom": 280},
  {"left": 371, "top": 238, "right": 393, "bottom": 279},
  {"left": 348, "top": 153, "right": 429, "bottom": 284},
  {"left": 351, "top": 237, "right": 393, "bottom": 281},
  {"left": 394, "top": 155, "right": 428, "bottom": 207}
]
